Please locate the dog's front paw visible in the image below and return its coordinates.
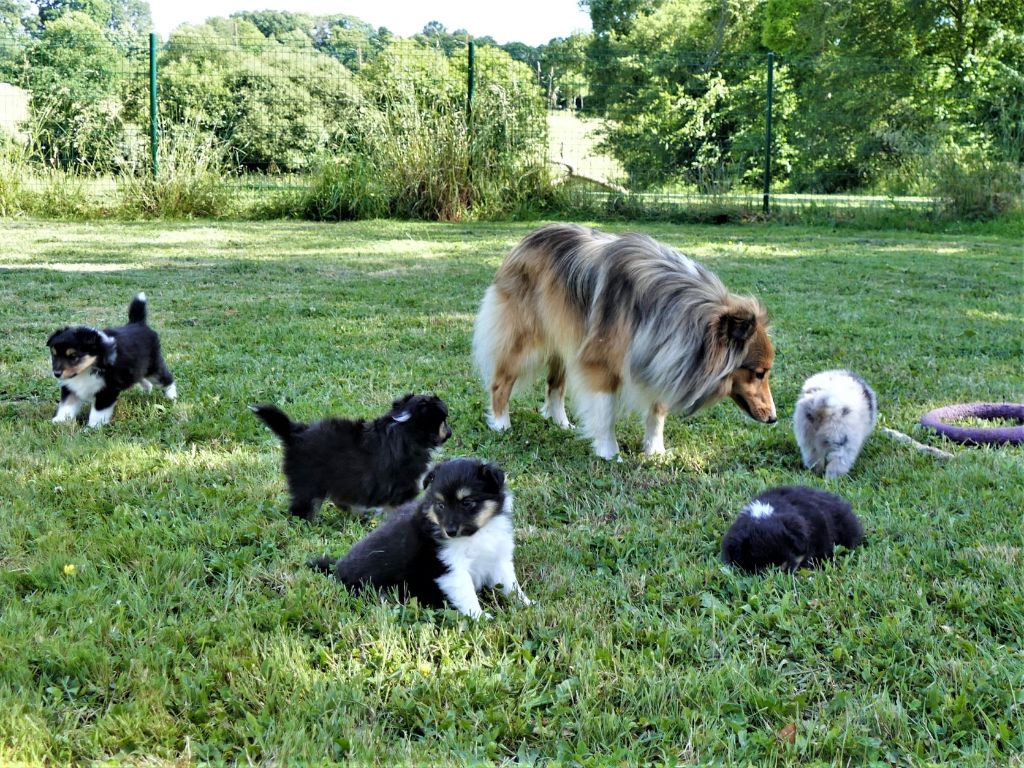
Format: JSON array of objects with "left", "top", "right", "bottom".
[
  {"left": 642, "top": 437, "right": 666, "bottom": 455},
  {"left": 164, "top": 383, "right": 177, "bottom": 401},
  {"left": 486, "top": 411, "right": 511, "bottom": 431},
  {"left": 593, "top": 438, "right": 621, "bottom": 461},
  {"left": 86, "top": 406, "right": 113, "bottom": 428}
]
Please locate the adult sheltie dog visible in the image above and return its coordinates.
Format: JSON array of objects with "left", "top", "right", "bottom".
[{"left": 472, "top": 224, "right": 776, "bottom": 459}]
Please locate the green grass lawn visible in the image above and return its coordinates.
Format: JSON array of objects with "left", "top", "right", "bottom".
[{"left": 0, "top": 219, "right": 1022, "bottom": 766}]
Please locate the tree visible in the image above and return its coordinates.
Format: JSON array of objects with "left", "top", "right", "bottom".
[
  {"left": 0, "top": 0, "right": 36, "bottom": 81},
  {"left": 35, "top": 0, "right": 151, "bottom": 50},
  {"left": 27, "top": 11, "right": 129, "bottom": 169}
]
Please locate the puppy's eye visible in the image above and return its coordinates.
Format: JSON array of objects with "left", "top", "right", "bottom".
[
  {"left": 459, "top": 498, "right": 475, "bottom": 511},
  {"left": 755, "top": 370, "right": 767, "bottom": 380}
]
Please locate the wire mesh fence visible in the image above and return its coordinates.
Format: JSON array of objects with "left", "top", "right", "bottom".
[{"left": 0, "top": 28, "right": 1020, "bottom": 220}]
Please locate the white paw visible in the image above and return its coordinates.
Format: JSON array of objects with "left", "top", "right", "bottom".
[
  {"left": 139, "top": 379, "right": 153, "bottom": 393},
  {"left": 486, "top": 411, "right": 510, "bottom": 431},
  {"left": 540, "top": 404, "right": 574, "bottom": 429},
  {"left": 164, "top": 383, "right": 177, "bottom": 401},
  {"left": 593, "top": 439, "right": 621, "bottom": 461},
  {"left": 87, "top": 406, "right": 113, "bottom": 428},
  {"left": 642, "top": 438, "right": 666, "bottom": 455},
  {"left": 52, "top": 409, "right": 76, "bottom": 424}
]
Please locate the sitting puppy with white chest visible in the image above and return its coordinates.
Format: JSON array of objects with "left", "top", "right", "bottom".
[
  {"left": 309, "top": 458, "right": 531, "bottom": 620},
  {"left": 250, "top": 394, "right": 451, "bottom": 521},
  {"left": 721, "top": 485, "right": 864, "bottom": 573},
  {"left": 47, "top": 292, "right": 176, "bottom": 428}
]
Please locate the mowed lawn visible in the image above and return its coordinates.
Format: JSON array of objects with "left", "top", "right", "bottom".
[{"left": 0, "top": 219, "right": 1021, "bottom": 766}]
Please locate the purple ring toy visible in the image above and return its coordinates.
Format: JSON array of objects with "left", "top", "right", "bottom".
[{"left": 920, "top": 402, "right": 1024, "bottom": 446}]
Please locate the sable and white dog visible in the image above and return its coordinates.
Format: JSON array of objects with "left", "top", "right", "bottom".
[
  {"left": 472, "top": 224, "right": 777, "bottom": 459},
  {"left": 794, "top": 369, "right": 877, "bottom": 478}
]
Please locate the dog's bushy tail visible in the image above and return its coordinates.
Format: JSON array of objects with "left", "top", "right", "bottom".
[
  {"left": 127, "top": 292, "right": 148, "bottom": 324},
  {"left": 249, "top": 404, "right": 304, "bottom": 442},
  {"left": 307, "top": 555, "right": 338, "bottom": 576}
]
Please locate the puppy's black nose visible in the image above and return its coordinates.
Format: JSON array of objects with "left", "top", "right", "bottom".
[
  {"left": 445, "top": 525, "right": 460, "bottom": 538},
  {"left": 53, "top": 371, "right": 62, "bottom": 378}
]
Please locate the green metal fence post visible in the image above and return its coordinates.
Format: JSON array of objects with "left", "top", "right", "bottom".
[
  {"left": 762, "top": 52, "right": 774, "bottom": 216},
  {"left": 467, "top": 38, "right": 475, "bottom": 126},
  {"left": 149, "top": 32, "right": 158, "bottom": 178}
]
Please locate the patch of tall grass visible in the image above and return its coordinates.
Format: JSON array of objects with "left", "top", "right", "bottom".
[
  {"left": 116, "top": 120, "right": 233, "bottom": 219},
  {"left": 300, "top": 89, "right": 552, "bottom": 222}
]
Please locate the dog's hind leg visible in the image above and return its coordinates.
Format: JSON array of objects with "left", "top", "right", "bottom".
[
  {"left": 153, "top": 360, "right": 176, "bottom": 400},
  {"left": 642, "top": 401, "right": 668, "bottom": 455},
  {"left": 488, "top": 341, "right": 532, "bottom": 431},
  {"left": 540, "top": 354, "right": 573, "bottom": 429}
]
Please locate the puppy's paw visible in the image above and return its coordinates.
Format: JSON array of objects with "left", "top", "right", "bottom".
[
  {"left": 164, "top": 383, "right": 177, "bottom": 401},
  {"left": 139, "top": 379, "right": 153, "bottom": 393},
  {"left": 86, "top": 406, "right": 113, "bottom": 428}
]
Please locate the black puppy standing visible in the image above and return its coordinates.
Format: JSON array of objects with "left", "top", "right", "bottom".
[
  {"left": 721, "top": 485, "right": 864, "bottom": 573},
  {"left": 250, "top": 394, "right": 451, "bottom": 520},
  {"left": 310, "top": 458, "right": 531, "bottom": 620},
  {"left": 47, "top": 293, "right": 176, "bottom": 428}
]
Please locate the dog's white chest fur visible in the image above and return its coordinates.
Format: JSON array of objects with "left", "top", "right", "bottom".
[
  {"left": 438, "top": 513, "right": 516, "bottom": 588},
  {"left": 62, "top": 369, "right": 105, "bottom": 402},
  {"left": 433, "top": 497, "right": 530, "bottom": 619}
]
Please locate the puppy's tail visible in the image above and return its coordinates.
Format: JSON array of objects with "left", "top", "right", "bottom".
[
  {"left": 307, "top": 555, "right": 338, "bottom": 576},
  {"left": 127, "top": 292, "right": 148, "bottom": 324},
  {"left": 249, "top": 404, "right": 304, "bottom": 442}
]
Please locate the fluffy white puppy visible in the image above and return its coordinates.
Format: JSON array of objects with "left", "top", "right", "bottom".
[{"left": 794, "top": 369, "right": 877, "bottom": 478}]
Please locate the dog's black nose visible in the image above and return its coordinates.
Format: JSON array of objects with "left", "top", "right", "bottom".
[
  {"left": 445, "top": 525, "right": 460, "bottom": 538},
  {"left": 765, "top": 415, "right": 778, "bottom": 424},
  {"left": 53, "top": 371, "right": 62, "bottom": 378}
]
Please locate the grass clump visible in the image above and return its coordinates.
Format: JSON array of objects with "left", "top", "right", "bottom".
[{"left": 116, "top": 123, "right": 233, "bottom": 219}]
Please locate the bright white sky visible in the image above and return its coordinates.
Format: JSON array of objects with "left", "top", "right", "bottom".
[{"left": 149, "top": 1, "right": 592, "bottom": 46}]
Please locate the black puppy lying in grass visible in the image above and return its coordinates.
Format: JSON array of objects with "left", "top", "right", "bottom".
[{"left": 722, "top": 485, "right": 864, "bottom": 573}]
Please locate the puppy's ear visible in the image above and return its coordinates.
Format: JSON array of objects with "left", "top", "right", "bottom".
[
  {"left": 392, "top": 410, "right": 412, "bottom": 423},
  {"left": 477, "top": 462, "right": 505, "bottom": 492},
  {"left": 392, "top": 393, "right": 415, "bottom": 410},
  {"left": 98, "top": 331, "right": 117, "bottom": 362},
  {"left": 718, "top": 307, "right": 756, "bottom": 347},
  {"left": 422, "top": 468, "right": 436, "bottom": 490},
  {"left": 46, "top": 327, "right": 69, "bottom": 347}
]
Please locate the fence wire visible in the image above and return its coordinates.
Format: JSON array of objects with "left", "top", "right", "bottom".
[{"left": 0, "top": 32, "right": 1019, "bottom": 218}]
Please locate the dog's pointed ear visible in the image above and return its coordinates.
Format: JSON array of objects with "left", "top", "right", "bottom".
[
  {"left": 97, "top": 330, "right": 117, "bottom": 362},
  {"left": 421, "top": 467, "right": 437, "bottom": 490},
  {"left": 46, "top": 327, "right": 69, "bottom": 347},
  {"left": 392, "top": 394, "right": 415, "bottom": 410},
  {"left": 717, "top": 306, "right": 757, "bottom": 347},
  {"left": 477, "top": 462, "right": 505, "bottom": 491},
  {"left": 392, "top": 410, "right": 412, "bottom": 423}
]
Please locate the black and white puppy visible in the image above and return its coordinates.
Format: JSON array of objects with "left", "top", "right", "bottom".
[
  {"left": 47, "top": 292, "right": 176, "bottom": 428},
  {"left": 309, "top": 458, "right": 531, "bottom": 619},
  {"left": 250, "top": 394, "right": 451, "bottom": 521},
  {"left": 721, "top": 485, "right": 864, "bottom": 573}
]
